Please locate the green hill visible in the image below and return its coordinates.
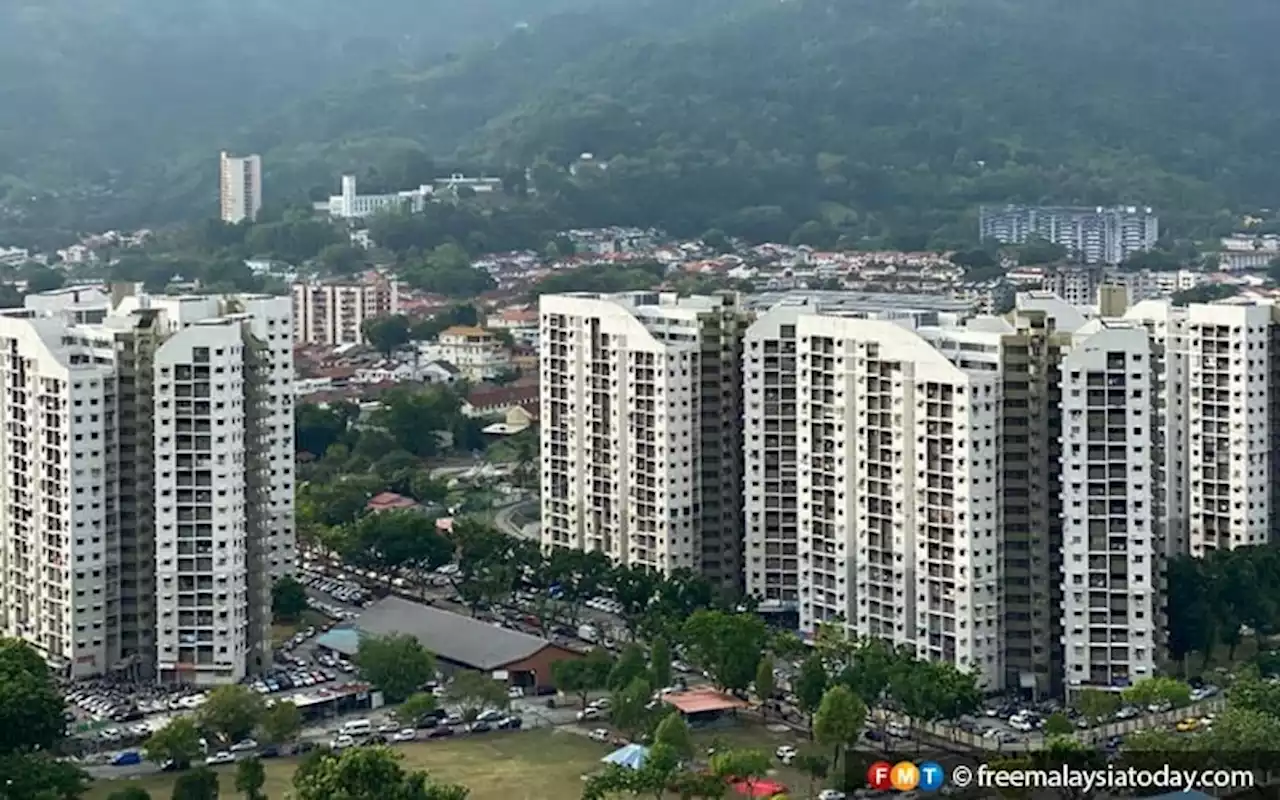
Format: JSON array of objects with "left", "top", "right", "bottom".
[
  {"left": 9, "top": 0, "right": 1280, "bottom": 246},
  {"left": 0, "top": 0, "right": 625, "bottom": 237}
]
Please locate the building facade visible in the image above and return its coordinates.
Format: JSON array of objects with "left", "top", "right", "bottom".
[
  {"left": 980, "top": 205, "right": 1159, "bottom": 266},
  {"left": 791, "top": 315, "right": 1003, "bottom": 688},
  {"left": 291, "top": 278, "right": 400, "bottom": 347},
  {"left": 324, "top": 175, "right": 434, "bottom": 220},
  {"left": 431, "top": 326, "right": 510, "bottom": 382},
  {"left": 1058, "top": 320, "right": 1159, "bottom": 692},
  {"left": 740, "top": 293, "right": 977, "bottom": 618},
  {"left": 0, "top": 288, "right": 293, "bottom": 684},
  {"left": 538, "top": 292, "right": 748, "bottom": 590},
  {"left": 219, "top": 152, "right": 263, "bottom": 224}
]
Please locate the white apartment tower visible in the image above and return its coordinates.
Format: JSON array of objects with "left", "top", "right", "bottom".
[
  {"left": 1124, "top": 300, "right": 1274, "bottom": 556},
  {"left": 741, "top": 295, "right": 981, "bottom": 617},
  {"left": 0, "top": 316, "right": 117, "bottom": 676},
  {"left": 219, "top": 152, "right": 263, "bottom": 224},
  {"left": 742, "top": 307, "right": 802, "bottom": 614},
  {"left": 1058, "top": 320, "right": 1159, "bottom": 692},
  {"left": 291, "top": 278, "right": 400, "bottom": 346},
  {"left": 539, "top": 292, "right": 747, "bottom": 588},
  {"left": 794, "top": 316, "right": 1003, "bottom": 688},
  {"left": 0, "top": 288, "right": 293, "bottom": 683}
]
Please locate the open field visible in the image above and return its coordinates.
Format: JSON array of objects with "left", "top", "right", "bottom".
[
  {"left": 86, "top": 722, "right": 826, "bottom": 800},
  {"left": 87, "top": 730, "right": 612, "bottom": 800}
]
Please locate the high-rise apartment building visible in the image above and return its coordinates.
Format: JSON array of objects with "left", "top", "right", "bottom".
[
  {"left": 538, "top": 292, "right": 748, "bottom": 589},
  {"left": 790, "top": 315, "right": 1004, "bottom": 688},
  {"left": 291, "top": 278, "right": 400, "bottom": 346},
  {"left": 980, "top": 205, "right": 1159, "bottom": 265},
  {"left": 742, "top": 293, "right": 978, "bottom": 619},
  {"left": 1058, "top": 319, "right": 1160, "bottom": 692},
  {"left": 0, "top": 287, "right": 293, "bottom": 684},
  {"left": 1124, "top": 300, "right": 1275, "bottom": 556},
  {"left": 219, "top": 152, "right": 263, "bottom": 224}
]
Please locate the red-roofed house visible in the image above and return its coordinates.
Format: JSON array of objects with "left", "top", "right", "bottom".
[
  {"left": 366, "top": 492, "right": 420, "bottom": 513},
  {"left": 462, "top": 384, "right": 540, "bottom": 418}
]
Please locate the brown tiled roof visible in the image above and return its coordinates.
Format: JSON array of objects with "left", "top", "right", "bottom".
[
  {"left": 366, "top": 492, "right": 418, "bottom": 511},
  {"left": 465, "top": 384, "right": 539, "bottom": 409}
]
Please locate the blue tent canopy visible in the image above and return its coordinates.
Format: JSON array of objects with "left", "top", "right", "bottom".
[{"left": 601, "top": 743, "right": 650, "bottom": 770}]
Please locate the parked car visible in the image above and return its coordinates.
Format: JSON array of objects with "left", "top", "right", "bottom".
[{"left": 205, "top": 751, "right": 236, "bottom": 766}]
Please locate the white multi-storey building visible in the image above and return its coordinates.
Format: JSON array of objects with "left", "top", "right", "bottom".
[
  {"left": 794, "top": 315, "right": 1003, "bottom": 688},
  {"left": 539, "top": 292, "right": 747, "bottom": 589},
  {"left": 980, "top": 205, "right": 1159, "bottom": 265},
  {"left": 742, "top": 293, "right": 978, "bottom": 618},
  {"left": 1124, "top": 300, "right": 1273, "bottom": 556},
  {"left": 291, "top": 278, "right": 400, "bottom": 346},
  {"left": 1058, "top": 320, "right": 1158, "bottom": 692},
  {"left": 0, "top": 287, "right": 293, "bottom": 683},
  {"left": 0, "top": 314, "right": 117, "bottom": 676},
  {"left": 431, "top": 326, "right": 511, "bottom": 382},
  {"left": 324, "top": 175, "right": 435, "bottom": 220},
  {"left": 219, "top": 152, "right": 263, "bottom": 224}
]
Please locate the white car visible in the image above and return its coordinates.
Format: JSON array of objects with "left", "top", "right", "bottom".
[
  {"left": 589, "top": 728, "right": 610, "bottom": 742},
  {"left": 330, "top": 735, "right": 356, "bottom": 750},
  {"left": 577, "top": 708, "right": 602, "bottom": 721},
  {"left": 393, "top": 728, "right": 417, "bottom": 742},
  {"left": 205, "top": 751, "right": 236, "bottom": 765},
  {"left": 775, "top": 745, "right": 797, "bottom": 764},
  {"left": 507, "top": 686, "right": 524, "bottom": 699},
  {"left": 229, "top": 739, "right": 257, "bottom": 753},
  {"left": 818, "top": 791, "right": 846, "bottom": 800}
]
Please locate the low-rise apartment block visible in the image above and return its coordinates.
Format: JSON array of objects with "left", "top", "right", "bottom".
[{"left": 291, "top": 278, "right": 400, "bottom": 347}]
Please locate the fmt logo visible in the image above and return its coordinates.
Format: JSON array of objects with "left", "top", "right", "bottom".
[{"left": 867, "top": 760, "right": 945, "bottom": 792}]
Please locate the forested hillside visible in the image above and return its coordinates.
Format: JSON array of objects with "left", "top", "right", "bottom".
[
  {"left": 463, "top": 0, "right": 1280, "bottom": 246},
  {"left": 8, "top": 0, "right": 1280, "bottom": 247},
  {"left": 0, "top": 0, "right": 623, "bottom": 236}
]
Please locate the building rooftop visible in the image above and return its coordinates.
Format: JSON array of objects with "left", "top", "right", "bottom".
[
  {"left": 366, "top": 492, "right": 419, "bottom": 512},
  {"left": 465, "top": 384, "right": 539, "bottom": 410},
  {"left": 324, "top": 596, "right": 554, "bottom": 670},
  {"left": 439, "top": 325, "right": 490, "bottom": 338},
  {"left": 663, "top": 688, "right": 749, "bottom": 715},
  {"left": 745, "top": 290, "right": 976, "bottom": 314}
]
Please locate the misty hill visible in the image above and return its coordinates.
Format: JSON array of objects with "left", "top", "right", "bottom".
[
  {"left": 10, "top": 0, "right": 1280, "bottom": 246},
  {"left": 0, "top": 0, "right": 617, "bottom": 216}
]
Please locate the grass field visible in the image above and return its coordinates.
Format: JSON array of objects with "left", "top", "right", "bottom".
[
  {"left": 86, "top": 723, "right": 822, "bottom": 800},
  {"left": 87, "top": 730, "right": 612, "bottom": 800}
]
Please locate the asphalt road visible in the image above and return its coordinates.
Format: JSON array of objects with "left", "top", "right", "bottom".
[{"left": 493, "top": 499, "right": 539, "bottom": 540}]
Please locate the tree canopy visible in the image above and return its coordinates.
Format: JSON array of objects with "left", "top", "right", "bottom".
[
  {"left": 292, "top": 744, "right": 469, "bottom": 800},
  {"left": 0, "top": 639, "right": 88, "bottom": 799},
  {"left": 357, "top": 633, "right": 438, "bottom": 702}
]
